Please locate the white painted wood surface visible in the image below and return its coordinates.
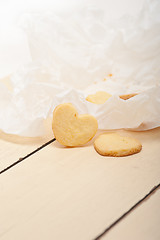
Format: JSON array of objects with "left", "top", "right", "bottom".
[
  {"left": 0, "top": 130, "right": 52, "bottom": 171},
  {"left": 102, "top": 187, "right": 160, "bottom": 240},
  {"left": 0, "top": 128, "right": 160, "bottom": 240}
]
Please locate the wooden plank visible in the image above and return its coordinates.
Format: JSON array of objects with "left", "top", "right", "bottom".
[
  {"left": 0, "top": 127, "right": 53, "bottom": 171},
  {"left": 102, "top": 187, "right": 160, "bottom": 240},
  {"left": 0, "top": 128, "right": 160, "bottom": 240}
]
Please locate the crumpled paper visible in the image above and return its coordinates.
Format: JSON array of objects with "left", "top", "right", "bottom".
[{"left": 0, "top": 0, "right": 160, "bottom": 136}]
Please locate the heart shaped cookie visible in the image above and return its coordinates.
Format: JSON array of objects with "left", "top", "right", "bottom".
[
  {"left": 86, "top": 91, "right": 112, "bottom": 104},
  {"left": 52, "top": 103, "right": 98, "bottom": 146},
  {"left": 94, "top": 133, "right": 142, "bottom": 157}
]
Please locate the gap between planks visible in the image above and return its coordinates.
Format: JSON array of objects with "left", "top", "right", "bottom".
[
  {"left": 0, "top": 138, "right": 56, "bottom": 175},
  {"left": 94, "top": 183, "right": 160, "bottom": 240}
]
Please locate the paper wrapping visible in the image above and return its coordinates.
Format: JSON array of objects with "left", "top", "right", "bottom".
[{"left": 0, "top": 0, "right": 160, "bottom": 136}]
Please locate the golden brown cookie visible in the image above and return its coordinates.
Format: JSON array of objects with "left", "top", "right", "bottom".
[
  {"left": 86, "top": 91, "right": 112, "bottom": 104},
  {"left": 52, "top": 103, "right": 98, "bottom": 146},
  {"left": 94, "top": 133, "right": 142, "bottom": 157},
  {"left": 119, "top": 93, "right": 138, "bottom": 100}
]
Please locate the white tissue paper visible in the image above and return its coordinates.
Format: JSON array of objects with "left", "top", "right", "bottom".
[{"left": 0, "top": 0, "right": 160, "bottom": 136}]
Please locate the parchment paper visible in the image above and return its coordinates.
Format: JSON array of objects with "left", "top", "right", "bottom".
[{"left": 0, "top": 0, "right": 160, "bottom": 136}]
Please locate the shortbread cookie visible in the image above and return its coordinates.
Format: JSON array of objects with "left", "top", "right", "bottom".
[
  {"left": 86, "top": 91, "right": 112, "bottom": 104},
  {"left": 52, "top": 103, "right": 98, "bottom": 146},
  {"left": 119, "top": 93, "right": 138, "bottom": 100},
  {"left": 94, "top": 133, "right": 142, "bottom": 157}
]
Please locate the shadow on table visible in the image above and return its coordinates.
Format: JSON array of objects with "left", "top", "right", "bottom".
[{"left": 0, "top": 130, "right": 45, "bottom": 145}]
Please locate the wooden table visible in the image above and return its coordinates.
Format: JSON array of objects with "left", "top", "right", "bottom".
[{"left": 0, "top": 125, "right": 160, "bottom": 240}]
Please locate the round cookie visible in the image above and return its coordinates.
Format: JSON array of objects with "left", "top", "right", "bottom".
[
  {"left": 86, "top": 91, "right": 112, "bottom": 104},
  {"left": 94, "top": 133, "right": 142, "bottom": 157},
  {"left": 52, "top": 103, "right": 98, "bottom": 147}
]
